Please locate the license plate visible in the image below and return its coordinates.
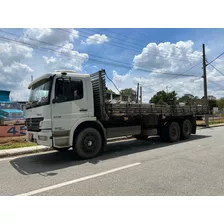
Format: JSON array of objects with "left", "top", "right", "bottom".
[{"left": 28, "top": 133, "right": 33, "bottom": 141}]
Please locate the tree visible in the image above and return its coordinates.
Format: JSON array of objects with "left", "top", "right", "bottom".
[
  {"left": 178, "top": 94, "right": 200, "bottom": 105},
  {"left": 120, "top": 88, "right": 136, "bottom": 96},
  {"left": 201, "top": 95, "right": 217, "bottom": 111},
  {"left": 217, "top": 98, "right": 224, "bottom": 110},
  {"left": 150, "top": 90, "right": 178, "bottom": 105},
  {"left": 105, "top": 87, "right": 115, "bottom": 94},
  {"left": 120, "top": 88, "right": 136, "bottom": 101}
]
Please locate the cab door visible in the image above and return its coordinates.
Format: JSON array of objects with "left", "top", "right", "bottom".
[{"left": 51, "top": 76, "right": 88, "bottom": 148}]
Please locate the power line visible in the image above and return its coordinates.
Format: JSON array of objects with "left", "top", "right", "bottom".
[
  {"left": 0, "top": 29, "right": 133, "bottom": 67},
  {"left": 169, "top": 62, "right": 202, "bottom": 81},
  {"left": 80, "top": 28, "right": 202, "bottom": 62},
  {"left": 58, "top": 28, "right": 202, "bottom": 63},
  {"left": 208, "top": 79, "right": 224, "bottom": 89},
  {"left": 80, "top": 28, "right": 146, "bottom": 51},
  {"left": 206, "top": 51, "right": 224, "bottom": 66},
  {"left": 83, "top": 28, "right": 202, "bottom": 61},
  {"left": 105, "top": 71, "right": 121, "bottom": 94},
  {"left": 207, "top": 63, "right": 224, "bottom": 77},
  {"left": 0, "top": 34, "right": 199, "bottom": 78}
]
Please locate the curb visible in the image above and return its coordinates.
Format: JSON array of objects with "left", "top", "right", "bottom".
[
  {"left": 197, "top": 123, "right": 224, "bottom": 129},
  {"left": 0, "top": 146, "right": 52, "bottom": 159},
  {"left": 0, "top": 136, "right": 134, "bottom": 159}
]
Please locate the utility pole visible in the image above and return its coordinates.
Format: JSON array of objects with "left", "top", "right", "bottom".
[
  {"left": 140, "top": 86, "right": 142, "bottom": 104},
  {"left": 166, "top": 86, "right": 169, "bottom": 93},
  {"left": 136, "top": 83, "right": 139, "bottom": 103},
  {"left": 202, "top": 43, "right": 209, "bottom": 127}
]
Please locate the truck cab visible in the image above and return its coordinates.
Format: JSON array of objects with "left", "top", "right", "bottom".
[{"left": 26, "top": 70, "right": 95, "bottom": 150}]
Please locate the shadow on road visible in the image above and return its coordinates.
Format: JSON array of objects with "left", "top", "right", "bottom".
[{"left": 10, "top": 134, "right": 211, "bottom": 176}]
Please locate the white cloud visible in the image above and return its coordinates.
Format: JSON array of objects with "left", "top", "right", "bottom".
[
  {"left": 112, "top": 70, "right": 130, "bottom": 83},
  {"left": 133, "top": 40, "right": 202, "bottom": 73},
  {"left": 0, "top": 42, "right": 32, "bottom": 65},
  {"left": 10, "top": 80, "right": 31, "bottom": 101},
  {"left": 22, "top": 28, "right": 79, "bottom": 47},
  {"left": 0, "top": 41, "right": 33, "bottom": 98},
  {"left": 82, "top": 34, "right": 109, "bottom": 45},
  {"left": 43, "top": 43, "right": 88, "bottom": 72},
  {"left": 106, "top": 40, "right": 224, "bottom": 102}
]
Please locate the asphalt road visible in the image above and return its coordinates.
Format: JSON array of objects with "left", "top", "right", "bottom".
[{"left": 0, "top": 126, "right": 224, "bottom": 196}]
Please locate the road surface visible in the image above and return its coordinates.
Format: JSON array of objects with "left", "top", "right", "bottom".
[{"left": 0, "top": 126, "right": 224, "bottom": 196}]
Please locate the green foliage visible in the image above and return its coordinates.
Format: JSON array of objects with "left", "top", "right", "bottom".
[
  {"left": 0, "top": 142, "right": 36, "bottom": 150},
  {"left": 201, "top": 95, "right": 217, "bottom": 111},
  {"left": 178, "top": 94, "right": 200, "bottom": 105},
  {"left": 105, "top": 88, "right": 115, "bottom": 94},
  {"left": 120, "top": 88, "right": 136, "bottom": 96},
  {"left": 120, "top": 88, "right": 136, "bottom": 101},
  {"left": 150, "top": 90, "right": 178, "bottom": 105},
  {"left": 217, "top": 98, "right": 224, "bottom": 110}
]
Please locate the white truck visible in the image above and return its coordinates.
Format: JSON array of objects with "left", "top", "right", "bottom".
[{"left": 25, "top": 69, "right": 208, "bottom": 159}]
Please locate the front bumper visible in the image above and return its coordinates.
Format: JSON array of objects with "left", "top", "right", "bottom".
[{"left": 26, "top": 130, "right": 52, "bottom": 147}]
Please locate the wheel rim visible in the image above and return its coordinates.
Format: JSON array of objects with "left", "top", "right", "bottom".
[
  {"left": 184, "top": 123, "right": 189, "bottom": 133},
  {"left": 183, "top": 121, "right": 191, "bottom": 135},
  {"left": 171, "top": 126, "right": 177, "bottom": 138},
  {"left": 82, "top": 134, "right": 97, "bottom": 153}
]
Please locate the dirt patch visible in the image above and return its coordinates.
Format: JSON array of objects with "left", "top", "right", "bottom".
[
  {"left": 196, "top": 120, "right": 206, "bottom": 125},
  {"left": 0, "top": 136, "right": 27, "bottom": 145}
]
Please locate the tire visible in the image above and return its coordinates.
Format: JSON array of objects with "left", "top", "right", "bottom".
[
  {"left": 180, "top": 119, "right": 192, "bottom": 140},
  {"left": 161, "top": 121, "right": 180, "bottom": 142},
  {"left": 73, "top": 128, "right": 102, "bottom": 159},
  {"left": 54, "top": 147, "right": 70, "bottom": 152},
  {"left": 133, "top": 135, "right": 148, "bottom": 140}
]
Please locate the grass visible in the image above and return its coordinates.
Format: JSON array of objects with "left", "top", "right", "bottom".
[
  {"left": 0, "top": 142, "right": 37, "bottom": 150},
  {"left": 209, "top": 119, "right": 224, "bottom": 125},
  {"left": 197, "top": 118, "right": 224, "bottom": 126}
]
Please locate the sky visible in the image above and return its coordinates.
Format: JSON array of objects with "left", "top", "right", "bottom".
[{"left": 1, "top": 28, "right": 224, "bottom": 102}]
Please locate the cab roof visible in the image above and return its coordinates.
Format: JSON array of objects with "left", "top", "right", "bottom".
[{"left": 28, "top": 70, "right": 90, "bottom": 89}]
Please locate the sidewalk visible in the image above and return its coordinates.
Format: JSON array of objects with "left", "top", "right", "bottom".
[{"left": 0, "top": 124, "right": 224, "bottom": 159}]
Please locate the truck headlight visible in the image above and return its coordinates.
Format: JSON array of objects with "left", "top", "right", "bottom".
[
  {"left": 38, "top": 135, "right": 48, "bottom": 141},
  {"left": 39, "top": 121, "right": 43, "bottom": 127}
]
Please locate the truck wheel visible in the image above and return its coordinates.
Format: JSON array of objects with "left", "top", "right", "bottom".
[
  {"left": 54, "top": 147, "right": 70, "bottom": 152},
  {"left": 73, "top": 128, "right": 102, "bottom": 159},
  {"left": 161, "top": 121, "right": 180, "bottom": 142},
  {"left": 180, "top": 119, "right": 192, "bottom": 140},
  {"left": 168, "top": 121, "right": 180, "bottom": 142}
]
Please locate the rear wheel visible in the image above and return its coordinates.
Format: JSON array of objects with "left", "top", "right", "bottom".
[
  {"left": 161, "top": 121, "right": 180, "bottom": 142},
  {"left": 73, "top": 128, "right": 102, "bottom": 159},
  {"left": 180, "top": 119, "right": 192, "bottom": 140}
]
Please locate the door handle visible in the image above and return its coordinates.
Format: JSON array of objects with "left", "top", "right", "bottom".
[{"left": 80, "top": 109, "right": 88, "bottom": 112}]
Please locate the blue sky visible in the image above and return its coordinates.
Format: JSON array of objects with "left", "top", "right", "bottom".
[{"left": 0, "top": 28, "right": 224, "bottom": 101}]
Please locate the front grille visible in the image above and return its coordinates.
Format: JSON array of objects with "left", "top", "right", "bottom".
[{"left": 25, "top": 117, "right": 44, "bottom": 132}]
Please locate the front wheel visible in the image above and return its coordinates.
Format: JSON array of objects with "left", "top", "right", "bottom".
[{"left": 73, "top": 128, "right": 102, "bottom": 159}]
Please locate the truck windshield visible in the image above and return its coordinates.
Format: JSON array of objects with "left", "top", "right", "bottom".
[{"left": 28, "top": 78, "right": 52, "bottom": 108}]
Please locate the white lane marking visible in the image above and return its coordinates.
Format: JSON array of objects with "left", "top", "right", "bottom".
[{"left": 16, "top": 162, "right": 141, "bottom": 196}]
